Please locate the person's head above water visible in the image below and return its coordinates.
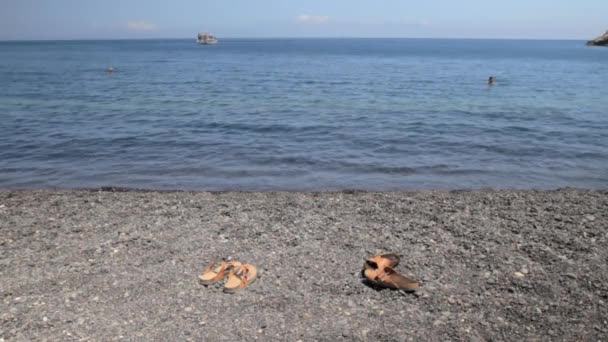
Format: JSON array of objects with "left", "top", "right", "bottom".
[
  {"left": 488, "top": 76, "right": 496, "bottom": 84},
  {"left": 106, "top": 66, "right": 114, "bottom": 73}
]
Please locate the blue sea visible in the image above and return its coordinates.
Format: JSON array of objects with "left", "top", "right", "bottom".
[{"left": 0, "top": 39, "right": 607, "bottom": 190}]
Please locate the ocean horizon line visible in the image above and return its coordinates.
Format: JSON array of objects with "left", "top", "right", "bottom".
[{"left": 0, "top": 36, "right": 589, "bottom": 43}]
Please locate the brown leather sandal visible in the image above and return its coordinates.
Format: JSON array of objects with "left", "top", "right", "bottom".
[
  {"left": 375, "top": 266, "right": 419, "bottom": 292},
  {"left": 224, "top": 263, "right": 257, "bottom": 293},
  {"left": 364, "top": 253, "right": 400, "bottom": 271},
  {"left": 363, "top": 265, "right": 383, "bottom": 284},
  {"left": 199, "top": 260, "right": 229, "bottom": 285},
  {"left": 362, "top": 254, "right": 419, "bottom": 292}
]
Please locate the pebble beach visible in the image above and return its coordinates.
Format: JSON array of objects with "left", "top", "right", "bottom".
[{"left": 1, "top": 188, "right": 606, "bottom": 341}]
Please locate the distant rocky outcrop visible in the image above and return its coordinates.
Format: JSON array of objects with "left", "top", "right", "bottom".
[{"left": 586, "top": 30, "right": 608, "bottom": 46}]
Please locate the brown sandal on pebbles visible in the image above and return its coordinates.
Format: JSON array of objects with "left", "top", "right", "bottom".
[
  {"left": 362, "top": 254, "right": 419, "bottom": 292},
  {"left": 364, "top": 253, "right": 400, "bottom": 270},
  {"left": 224, "top": 263, "right": 257, "bottom": 293},
  {"left": 374, "top": 266, "right": 419, "bottom": 292},
  {"left": 199, "top": 260, "right": 229, "bottom": 285}
]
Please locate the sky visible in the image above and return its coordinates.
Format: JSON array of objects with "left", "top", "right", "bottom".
[{"left": 0, "top": 0, "right": 606, "bottom": 40}]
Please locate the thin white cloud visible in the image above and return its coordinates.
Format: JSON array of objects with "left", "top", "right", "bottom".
[
  {"left": 297, "top": 14, "right": 330, "bottom": 24},
  {"left": 127, "top": 21, "right": 158, "bottom": 31}
]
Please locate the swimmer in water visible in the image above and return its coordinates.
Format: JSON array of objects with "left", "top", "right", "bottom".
[
  {"left": 487, "top": 76, "right": 496, "bottom": 85},
  {"left": 106, "top": 66, "right": 114, "bottom": 73}
]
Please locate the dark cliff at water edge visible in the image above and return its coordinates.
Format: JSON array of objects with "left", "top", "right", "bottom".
[{"left": 586, "top": 30, "right": 608, "bottom": 46}]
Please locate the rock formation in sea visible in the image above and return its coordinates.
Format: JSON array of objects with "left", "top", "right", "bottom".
[{"left": 586, "top": 30, "right": 608, "bottom": 46}]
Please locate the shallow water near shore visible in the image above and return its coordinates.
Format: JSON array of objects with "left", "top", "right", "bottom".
[{"left": 1, "top": 38, "right": 607, "bottom": 190}]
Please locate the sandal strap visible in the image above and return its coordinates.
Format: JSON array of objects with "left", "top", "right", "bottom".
[
  {"left": 211, "top": 261, "right": 228, "bottom": 280},
  {"left": 238, "top": 274, "right": 250, "bottom": 289},
  {"left": 204, "top": 259, "right": 221, "bottom": 273}
]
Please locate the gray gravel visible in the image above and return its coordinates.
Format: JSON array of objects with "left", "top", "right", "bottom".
[{"left": 1, "top": 189, "right": 607, "bottom": 341}]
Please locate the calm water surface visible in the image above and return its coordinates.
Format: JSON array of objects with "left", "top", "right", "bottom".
[{"left": 0, "top": 39, "right": 607, "bottom": 190}]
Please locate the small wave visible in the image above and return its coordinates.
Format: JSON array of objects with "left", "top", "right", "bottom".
[
  {"left": 201, "top": 121, "right": 336, "bottom": 135},
  {"left": 249, "top": 157, "right": 486, "bottom": 177}
]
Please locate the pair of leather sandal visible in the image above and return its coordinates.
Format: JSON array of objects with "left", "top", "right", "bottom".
[
  {"left": 199, "top": 260, "right": 257, "bottom": 293},
  {"left": 362, "top": 253, "right": 419, "bottom": 292}
]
